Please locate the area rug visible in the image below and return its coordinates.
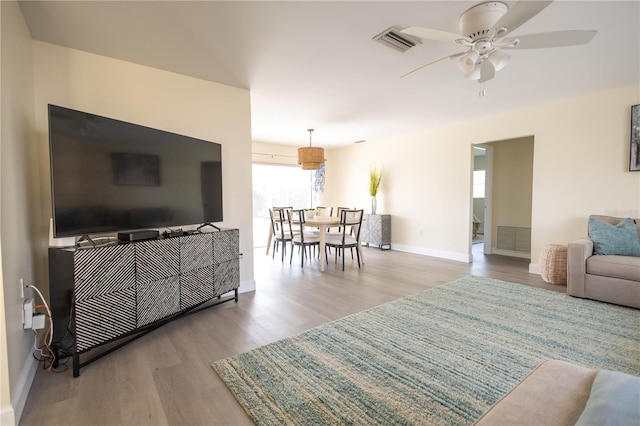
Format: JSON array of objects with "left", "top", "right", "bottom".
[{"left": 212, "top": 276, "right": 640, "bottom": 425}]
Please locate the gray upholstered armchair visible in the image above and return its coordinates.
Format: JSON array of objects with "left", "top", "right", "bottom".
[{"left": 567, "top": 215, "right": 640, "bottom": 309}]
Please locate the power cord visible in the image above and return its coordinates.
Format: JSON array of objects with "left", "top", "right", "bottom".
[{"left": 27, "top": 284, "right": 56, "bottom": 371}]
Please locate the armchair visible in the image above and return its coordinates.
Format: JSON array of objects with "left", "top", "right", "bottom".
[{"left": 567, "top": 215, "right": 640, "bottom": 308}]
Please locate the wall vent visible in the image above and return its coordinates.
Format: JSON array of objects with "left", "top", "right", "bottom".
[
  {"left": 373, "top": 27, "right": 419, "bottom": 53},
  {"left": 496, "top": 226, "right": 531, "bottom": 253}
]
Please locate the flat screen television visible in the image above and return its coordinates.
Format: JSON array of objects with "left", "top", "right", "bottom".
[{"left": 48, "top": 104, "right": 223, "bottom": 238}]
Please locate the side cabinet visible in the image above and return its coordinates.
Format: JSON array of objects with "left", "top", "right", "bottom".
[
  {"left": 48, "top": 229, "right": 240, "bottom": 376},
  {"left": 361, "top": 214, "right": 391, "bottom": 250}
]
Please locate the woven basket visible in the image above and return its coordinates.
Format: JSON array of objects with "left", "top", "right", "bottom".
[{"left": 540, "top": 244, "right": 568, "bottom": 285}]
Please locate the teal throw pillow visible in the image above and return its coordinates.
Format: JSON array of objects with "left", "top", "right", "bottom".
[
  {"left": 588, "top": 217, "right": 640, "bottom": 256},
  {"left": 575, "top": 369, "right": 640, "bottom": 426}
]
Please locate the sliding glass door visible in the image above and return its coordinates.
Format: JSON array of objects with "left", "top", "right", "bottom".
[{"left": 252, "top": 164, "right": 314, "bottom": 247}]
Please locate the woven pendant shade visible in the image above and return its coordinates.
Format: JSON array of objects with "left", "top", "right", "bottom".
[
  {"left": 298, "top": 129, "right": 324, "bottom": 170},
  {"left": 298, "top": 146, "right": 324, "bottom": 170}
]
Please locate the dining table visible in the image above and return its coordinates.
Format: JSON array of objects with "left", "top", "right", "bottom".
[
  {"left": 265, "top": 214, "right": 365, "bottom": 271},
  {"left": 304, "top": 216, "right": 365, "bottom": 272}
]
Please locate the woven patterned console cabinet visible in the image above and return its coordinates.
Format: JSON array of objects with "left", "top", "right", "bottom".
[
  {"left": 361, "top": 214, "right": 391, "bottom": 250},
  {"left": 49, "top": 229, "right": 239, "bottom": 376}
]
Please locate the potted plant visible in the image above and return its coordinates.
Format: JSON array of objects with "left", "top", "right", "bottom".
[{"left": 369, "top": 167, "right": 382, "bottom": 214}]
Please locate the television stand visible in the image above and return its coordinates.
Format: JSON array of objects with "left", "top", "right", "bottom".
[
  {"left": 197, "top": 222, "right": 221, "bottom": 231},
  {"left": 49, "top": 228, "right": 240, "bottom": 376}
]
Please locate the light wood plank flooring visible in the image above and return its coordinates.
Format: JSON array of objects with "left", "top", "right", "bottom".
[{"left": 20, "top": 245, "right": 559, "bottom": 425}]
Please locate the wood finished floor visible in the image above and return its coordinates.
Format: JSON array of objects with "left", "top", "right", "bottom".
[{"left": 20, "top": 244, "right": 560, "bottom": 425}]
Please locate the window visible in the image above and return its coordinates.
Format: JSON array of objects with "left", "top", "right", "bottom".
[
  {"left": 473, "top": 170, "right": 485, "bottom": 198},
  {"left": 252, "top": 164, "right": 314, "bottom": 247}
]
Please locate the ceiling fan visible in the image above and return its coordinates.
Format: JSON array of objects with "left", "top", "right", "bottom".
[{"left": 400, "top": 0, "right": 597, "bottom": 96}]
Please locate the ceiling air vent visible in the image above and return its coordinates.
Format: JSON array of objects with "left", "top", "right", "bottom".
[{"left": 373, "top": 27, "right": 419, "bottom": 53}]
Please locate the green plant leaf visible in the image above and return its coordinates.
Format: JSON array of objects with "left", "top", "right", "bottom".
[{"left": 369, "top": 167, "right": 382, "bottom": 196}]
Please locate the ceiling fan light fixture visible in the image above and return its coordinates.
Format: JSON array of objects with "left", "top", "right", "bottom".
[
  {"left": 464, "top": 63, "right": 482, "bottom": 80},
  {"left": 298, "top": 129, "right": 325, "bottom": 170},
  {"left": 488, "top": 49, "right": 510, "bottom": 71},
  {"left": 457, "top": 50, "right": 479, "bottom": 73}
]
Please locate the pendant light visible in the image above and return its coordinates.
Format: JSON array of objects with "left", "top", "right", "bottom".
[{"left": 297, "top": 128, "right": 324, "bottom": 170}]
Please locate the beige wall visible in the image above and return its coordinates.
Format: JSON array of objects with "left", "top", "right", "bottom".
[
  {"left": 3, "top": 2, "right": 639, "bottom": 420},
  {"left": 322, "top": 85, "right": 640, "bottom": 266},
  {"left": 252, "top": 141, "right": 299, "bottom": 166},
  {"left": 1, "top": 1, "right": 39, "bottom": 423},
  {"left": 1, "top": 24, "right": 254, "bottom": 422},
  {"left": 490, "top": 136, "right": 534, "bottom": 253},
  {"left": 32, "top": 41, "right": 254, "bottom": 293}
]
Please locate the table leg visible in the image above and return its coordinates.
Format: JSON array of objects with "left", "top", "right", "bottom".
[
  {"left": 319, "top": 224, "right": 327, "bottom": 272},
  {"left": 266, "top": 224, "right": 273, "bottom": 255}
]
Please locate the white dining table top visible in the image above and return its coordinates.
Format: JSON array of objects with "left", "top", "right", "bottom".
[{"left": 304, "top": 216, "right": 340, "bottom": 226}]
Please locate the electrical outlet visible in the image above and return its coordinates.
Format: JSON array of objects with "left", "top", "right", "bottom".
[
  {"left": 419, "top": 229, "right": 423, "bottom": 236},
  {"left": 20, "top": 278, "right": 24, "bottom": 299},
  {"left": 32, "top": 314, "right": 46, "bottom": 330},
  {"left": 23, "top": 298, "right": 34, "bottom": 329}
]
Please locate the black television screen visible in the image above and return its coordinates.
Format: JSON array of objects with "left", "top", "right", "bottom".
[{"left": 48, "top": 104, "right": 223, "bottom": 238}]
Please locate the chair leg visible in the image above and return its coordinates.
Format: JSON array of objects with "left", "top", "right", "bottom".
[
  {"left": 289, "top": 243, "right": 294, "bottom": 264},
  {"left": 355, "top": 247, "right": 361, "bottom": 268},
  {"left": 341, "top": 247, "right": 345, "bottom": 271}
]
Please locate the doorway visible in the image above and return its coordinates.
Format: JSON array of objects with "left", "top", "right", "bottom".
[
  {"left": 472, "top": 146, "right": 492, "bottom": 258},
  {"left": 471, "top": 136, "right": 534, "bottom": 261}
]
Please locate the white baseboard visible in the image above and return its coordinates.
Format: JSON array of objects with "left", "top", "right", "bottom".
[
  {"left": 0, "top": 405, "right": 15, "bottom": 426},
  {"left": 529, "top": 263, "right": 541, "bottom": 275},
  {"left": 5, "top": 353, "right": 39, "bottom": 426},
  {"left": 239, "top": 279, "right": 255, "bottom": 293},
  {"left": 391, "top": 244, "right": 471, "bottom": 263},
  {"left": 492, "top": 248, "right": 531, "bottom": 259}
]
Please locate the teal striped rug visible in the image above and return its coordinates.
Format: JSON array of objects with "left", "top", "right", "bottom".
[{"left": 212, "top": 276, "right": 640, "bottom": 425}]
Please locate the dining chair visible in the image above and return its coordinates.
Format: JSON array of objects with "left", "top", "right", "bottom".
[
  {"left": 269, "top": 208, "right": 293, "bottom": 261},
  {"left": 325, "top": 209, "right": 364, "bottom": 271},
  {"left": 326, "top": 206, "right": 352, "bottom": 254},
  {"left": 315, "top": 206, "right": 333, "bottom": 217},
  {"left": 327, "top": 207, "right": 351, "bottom": 232},
  {"left": 287, "top": 209, "right": 320, "bottom": 267}
]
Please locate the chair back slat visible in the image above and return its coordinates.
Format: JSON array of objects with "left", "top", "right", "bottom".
[
  {"left": 316, "top": 206, "right": 333, "bottom": 217},
  {"left": 269, "top": 208, "right": 290, "bottom": 240},
  {"left": 339, "top": 209, "right": 364, "bottom": 242},
  {"left": 287, "top": 209, "right": 306, "bottom": 242}
]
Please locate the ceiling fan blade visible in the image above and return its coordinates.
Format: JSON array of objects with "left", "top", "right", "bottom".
[
  {"left": 493, "top": 0, "right": 553, "bottom": 35},
  {"left": 401, "top": 52, "right": 466, "bottom": 79},
  {"left": 478, "top": 61, "right": 495, "bottom": 83},
  {"left": 502, "top": 30, "right": 598, "bottom": 49},
  {"left": 400, "top": 26, "right": 466, "bottom": 42}
]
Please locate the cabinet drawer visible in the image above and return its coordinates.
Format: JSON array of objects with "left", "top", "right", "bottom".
[
  {"left": 135, "top": 238, "right": 179, "bottom": 283},
  {"left": 181, "top": 266, "right": 214, "bottom": 309},
  {"left": 180, "top": 233, "right": 213, "bottom": 273},
  {"left": 74, "top": 244, "right": 135, "bottom": 301},
  {"left": 214, "top": 259, "right": 239, "bottom": 297},
  {"left": 137, "top": 276, "right": 180, "bottom": 327},
  {"left": 213, "top": 229, "right": 239, "bottom": 264},
  {"left": 75, "top": 287, "right": 136, "bottom": 351}
]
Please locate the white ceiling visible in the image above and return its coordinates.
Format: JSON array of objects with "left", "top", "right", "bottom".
[{"left": 18, "top": 1, "right": 640, "bottom": 148}]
